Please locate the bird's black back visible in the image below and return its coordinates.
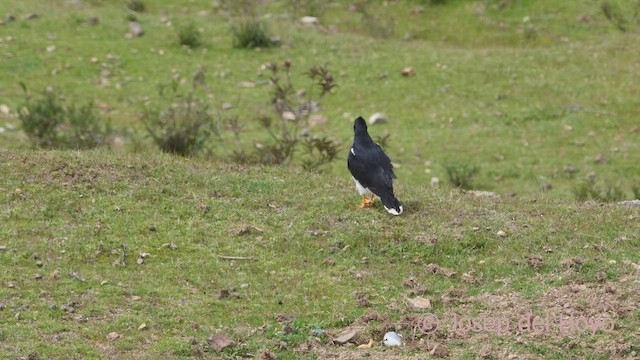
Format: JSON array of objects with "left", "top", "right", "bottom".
[{"left": 348, "top": 117, "right": 396, "bottom": 191}]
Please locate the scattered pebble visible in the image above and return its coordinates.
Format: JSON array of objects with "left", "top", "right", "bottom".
[
  {"left": 107, "top": 332, "right": 121, "bottom": 341},
  {"left": 368, "top": 112, "right": 387, "bottom": 125},
  {"left": 497, "top": 230, "right": 507, "bottom": 238},
  {"left": 207, "top": 334, "right": 235, "bottom": 352},
  {"left": 0, "top": 104, "right": 9, "bottom": 114},
  {"left": 301, "top": 16, "right": 319, "bottom": 25},
  {"left": 138, "top": 323, "right": 148, "bottom": 331},
  {"left": 128, "top": 21, "right": 144, "bottom": 37},
  {"left": 333, "top": 330, "right": 356, "bottom": 345},
  {"left": 401, "top": 67, "right": 415, "bottom": 77},
  {"left": 406, "top": 296, "right": 432, "bottom": 310}
]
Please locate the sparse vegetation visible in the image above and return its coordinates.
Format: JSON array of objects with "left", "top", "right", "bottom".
[
  {"left": 444, "top": 162, "right": 479, "bottom": 189},
  {"left": 573, "top": 177, "right": 627, "bottom": 202},
  {"left": 252, "top": 61, "right": 339, "bottom": 170},
  {"left": 18, "top": 84, "right": 111, "bottom": 149},
  {"left": 176, "top": 21, "right": 202, "bottom": 48},
  {"left": 126, "top": 0, "right": 145, "bottom": 13},
  {"left": 231, "top": 19, "right": 275, "bottom": 49},
  {"left": 1, "top": 0, "right": 639, "bottom": 359},
  {"left": 142, "top": 74, "right": 214, "bottom": 156}
]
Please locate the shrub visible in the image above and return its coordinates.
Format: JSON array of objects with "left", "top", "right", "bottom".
[
  {"left": 19, "top": 87, "right": 65, "bottom": 148},
  {"left": 177, "top": 22, "right": 202, "bottom": 48},
  {"left": 573, "top": 177, "right": 626, "bottom": 202},
  {"left": 67, "top": 101, "right": 112, "bottom": 149},
  {"left": 444, "top": 163, "right": 479, "bottom": 189},
  {"left": 18, "top": 84, "right": 111, "bottom": 149},
  {"left": 231, "top": 20, "right": 275, "bottom": 49},
  {"left": 143, "top": 77, "right": 214, "bottom": 156},
  {"left": 126, "top": 0, "right": 145, "bottom": 13},
  {"left": 253, "top": 61, "right": 339, "bottom": 171}
]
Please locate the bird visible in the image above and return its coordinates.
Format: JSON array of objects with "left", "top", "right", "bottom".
[{"left": 347, "top": 116, "right": 403, "bottom": 215}]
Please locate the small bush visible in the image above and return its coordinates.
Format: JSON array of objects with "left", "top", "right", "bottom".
[
  {"left": 177, "top": 22, "right": 202, "bottom": 48},
  {"left": 143, "top": 77, "right": 214, "bottom": 156},
  {"left": 67, "top": 101, "right": 112, "bottom": 149},
  {"left": 231, "top": 20, "right": 275, "bottom": 49},
  {"left": 126, "top": 0, "right": 145, "bottom": 13},
  {"left": 18, "top": 84, "right": 111, "bottom": 149},
  {"left": 253, "top": 61, "right": 339, "bottom": 171},
  {"left": 573, "top": 177, "right": 625, "bottom": 202},
  {"left": 19, "top": 88, "right": 65, "bottom": 148},
  {"left": 444, "top": 163, "right": 479, "bottom": 189}
]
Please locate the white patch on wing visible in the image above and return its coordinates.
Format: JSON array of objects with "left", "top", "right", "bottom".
[
  {"left": 352, "top": 177, "right": 374, "bottom": 196},
  {"left": 350, "top": 147, "right": 355, "bottom": 156}
]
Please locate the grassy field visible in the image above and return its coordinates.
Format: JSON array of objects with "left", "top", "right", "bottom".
[{"left": 1, "top": 0, "right": 640, "bottom": 359}]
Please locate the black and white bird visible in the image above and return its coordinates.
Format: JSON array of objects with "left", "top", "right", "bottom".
[{"left": 347, "top": 116, "right": 403, "bottom": 215}]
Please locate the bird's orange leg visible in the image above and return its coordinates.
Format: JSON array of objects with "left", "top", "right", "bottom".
[
  {"left": 356, "top": 195, "right": 368, "bottom": 208},
  {"left": 367, "top": 194, "right": 375, "bottom": 206}
]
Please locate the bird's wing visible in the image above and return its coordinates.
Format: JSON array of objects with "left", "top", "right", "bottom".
[{"left": 348, "top": 144, "right": 395, "bottom": 190}]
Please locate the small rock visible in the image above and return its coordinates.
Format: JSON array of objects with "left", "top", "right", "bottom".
[
  {"left": 36, "top": 260, "right": 43, "bottom": 268},
  {"left": 131, "top": 296, "right": 141, "bottom": 301},
  {"left": 240, "top": 283, "right": 249, "bottom": 289},
  {"left": 34, "top": 274, "right": 43, "bottom": 280},
  {"left": 333, "top": 330, "right": 356, "bottom": 345},
  {"left": 0, "top": 104, "right": 9, "bottom": 114},
  {"left": 430, "top": 343, "right": 450, "bottom": 358},
  {"left": 301, "top": 16, "right": 319, "bottom": 25},
  {"left": 107, "top": 332, "right": 121, "bottom": 341},
  {"left": 207, "top": 334, "right": 235, "bottom": 352},
  {"left": 358, "top": 339, "right": 374, "bottom": 349},
  {"left": 406, "top": 296, "right": 432, "bottom": 310},
  {"left": 87, "top": 17, "right": 99, "bottom": 25},
  {"left": 239, "top": 81, "right": 256, "bottom": 88},
  {"left": 368, "top": 113, "right": 387, "bottom": 125},
  {"left": 0, "top": 245, "right": 6, "bottom": 251},
  {"left": 24, "top": 13, "right": 39, "bottom": 20},
  {"left": 309, "top": 114, "right": 327, "bottom": 127},
  {"left": 221, "top": 102, "right": 233, "bottom": 111},
  {"left": 128, "top": 21, "right": 144, "bottom": 37},
  {"left": 148, "top": 225, "right": 157, "bottom": 232},
  {"left": 401, "top": 67, "right": 415, "bottom": 77},
  {"left": 382, "top": 331, "right": 402, "bottom": 347},
  {"left": 282, "top": 111, "right": 296, "bottom": 121},
  {"left": 46, "top": 45, "right": 56, "bottom": 53},
  {"left": 617, "top": 200, "right": 640, "bottom": 208},
  {"left": 496, "top": 230, "right": 507, "bottom": 238},
  {"left": 136, "top": 257, "right": 145, "bottom": 265},
  {"left": 467, "top": 190, "right": 499, "bottom": 197},
  {"left": 431, "top": 177, "right": 440, "bottom": 186},
  {"left": 138, "top": 323, "right": 148, "bottom": 331}
]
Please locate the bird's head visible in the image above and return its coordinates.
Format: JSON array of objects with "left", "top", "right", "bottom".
[{"left": 354, "top": 116, "right": 368, "bottom": 135}]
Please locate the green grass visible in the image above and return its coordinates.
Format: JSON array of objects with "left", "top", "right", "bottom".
[{"left": 1, "top": 0, "right": 639, "bottom": 358}]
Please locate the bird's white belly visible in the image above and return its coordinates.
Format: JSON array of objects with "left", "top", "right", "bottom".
[{"left": 352, "top": 177, "right": 375, "bottom": 197}]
